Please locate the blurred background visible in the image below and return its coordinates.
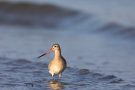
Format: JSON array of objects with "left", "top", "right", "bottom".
[{"left": 0, "top": 0, "right": 135, "bottom": 90}]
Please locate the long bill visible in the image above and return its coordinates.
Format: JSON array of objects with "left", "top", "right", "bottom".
[{"left": 37, "top": 48, "right": 52, "bottom": 58}]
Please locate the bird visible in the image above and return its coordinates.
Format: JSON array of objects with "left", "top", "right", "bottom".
[{"left": 38, "top": 43, "right": 67, "bottom": 78}]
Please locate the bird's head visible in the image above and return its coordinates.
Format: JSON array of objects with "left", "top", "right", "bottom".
[
  {"left": 37, "top": 43, "right": 61, "bottom": 58},
  {"left": 51, "top": 43, "right": 61, "bottom": 52}
]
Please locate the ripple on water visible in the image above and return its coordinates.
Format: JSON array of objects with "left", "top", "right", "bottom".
[
  {"left": 0, "top": 57, "right": 135, "bottom": 90},
  {"left": 2, "top": 58, "right": 32, "bottom": 68},
  {"left": 7, "top": 59, "right": 32, "bottom": 65},
  {"left": 98, "top": 75, "right": 117, "bottom": 80},
  {"left": 77, "top": 69, "right": 90, "bottom": 75}
]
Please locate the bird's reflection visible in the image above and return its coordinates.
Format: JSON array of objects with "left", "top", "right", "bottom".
[{"left": 48, "top": 80, "right": 64, "bottom": 90}]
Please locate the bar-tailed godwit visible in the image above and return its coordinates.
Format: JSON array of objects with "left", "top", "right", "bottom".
[{"left": 38, "top": 43, "right": 67, "bottom": 78}]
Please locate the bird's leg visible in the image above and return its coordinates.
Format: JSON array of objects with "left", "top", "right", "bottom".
[
  {"left": 50, "top": 73, "right": 55, "bottom": 80},
  {"left": 58, "top": 73, "right": 62, "bottom": 79}
]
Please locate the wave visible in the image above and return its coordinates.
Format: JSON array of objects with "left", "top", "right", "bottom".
[
  {"left": 0, "top": 2, "right": 88, "bottom": 28},
  {"left": 0, "top": 1, "right": 135, "bottom": 40},
  {"left": 96, "top": 22, "right": 135, "bottom": 39}
]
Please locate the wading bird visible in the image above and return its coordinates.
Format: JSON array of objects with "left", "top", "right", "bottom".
[{"left": 38, "top": 43, "right": 67, "bottom": 78}]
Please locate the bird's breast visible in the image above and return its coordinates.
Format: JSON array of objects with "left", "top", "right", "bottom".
[{"left": 48, "top": 59, "right": 66, "bottom": 74}]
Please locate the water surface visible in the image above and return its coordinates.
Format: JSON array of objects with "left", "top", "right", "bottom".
[{"left": 0, "top": 1, "right": 135, "bottom": 90}]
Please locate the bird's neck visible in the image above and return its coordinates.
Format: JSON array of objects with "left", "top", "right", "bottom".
[{"left": 54, "top": 50, "right": 62, "bottom": 59}]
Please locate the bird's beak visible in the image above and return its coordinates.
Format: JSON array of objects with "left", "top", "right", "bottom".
[{"left": 37, "top": 48, "right": 52, "bottom": 58}]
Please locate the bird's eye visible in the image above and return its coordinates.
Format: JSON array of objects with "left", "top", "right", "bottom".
[{"left": 54, "top": 45, "right": 57, "bottom": 47}]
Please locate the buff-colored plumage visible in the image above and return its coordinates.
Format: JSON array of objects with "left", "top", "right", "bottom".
[
  {"left": 48, "top": 44, "right": 67, "bottom": 78},
  {"left": 38, "top": 43, "right": 67, "bottom": 78}
]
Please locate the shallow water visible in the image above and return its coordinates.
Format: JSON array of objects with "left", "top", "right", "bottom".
[
  {"left": 0, "top": 57, "right": 135, "bottom": 90},
  {"left": 0, "top": 1, "right": 135, "bottom": 90},
  {"left": 0, "top": 25, "right": 135, "bottom": 90}
]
